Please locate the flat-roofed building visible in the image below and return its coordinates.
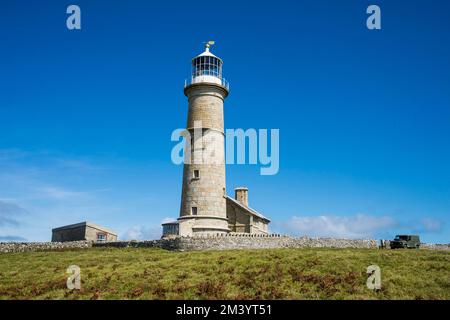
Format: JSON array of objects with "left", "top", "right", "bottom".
[{"left": 52, "top": 221, "right": 117, "bottom": 242}]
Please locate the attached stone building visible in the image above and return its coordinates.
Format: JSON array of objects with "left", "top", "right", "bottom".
[
  {"left": 163, "top": 187, "right": 270, "bottom": 237},
  {"left": 226, "top": 188, "right": 270, "bottom": 234},
  {"left": 52, "top": 221, "right": 117, "bottom": 242}
]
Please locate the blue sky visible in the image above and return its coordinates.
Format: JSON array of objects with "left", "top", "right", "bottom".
[{"left": 1, "top": 0, "right": 449, "bottom": 243}]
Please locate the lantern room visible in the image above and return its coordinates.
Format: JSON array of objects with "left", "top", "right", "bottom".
[{"left": 186, "top": 41, "right": 229, "bottom": 89}]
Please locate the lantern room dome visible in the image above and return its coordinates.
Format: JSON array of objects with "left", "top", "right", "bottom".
[{"left": 193, "top": 47, "right": 222, "bottom": 62}]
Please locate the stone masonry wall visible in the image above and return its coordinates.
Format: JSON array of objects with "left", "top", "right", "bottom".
[
  {"left": 421, "top": 243, "right": 450, "bottom": 251},
  {"left": 95, "top": 234, "right": 378, "bottom": 251},
  {"left": 0, "top": 236, "right": 378, "bottom": 253},
  {"left": 2, "top": 236, "right": 447, "bottom": 254},
  {"left": 2, "top": 236, "right": 448, "bottom": 253},
  {"left": 0, "top": 240, "right": 93, "bottom": 253},
  {"left": 177, "top": 235, "right": 377, "bottom": 251}
]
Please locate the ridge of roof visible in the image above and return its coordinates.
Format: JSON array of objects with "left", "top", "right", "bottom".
[{"left": 225, "top": 195, "right": 271, "bottom": 222}]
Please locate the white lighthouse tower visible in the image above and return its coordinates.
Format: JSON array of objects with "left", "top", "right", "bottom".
[{"left": 165, "top": 42, "right": 230, "bottom": 237}]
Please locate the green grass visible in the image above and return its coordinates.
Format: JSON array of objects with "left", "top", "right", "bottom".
[{"left": 0, "top": 248, "right": 449, "bottom": 300}]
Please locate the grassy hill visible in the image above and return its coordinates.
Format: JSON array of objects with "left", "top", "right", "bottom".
[{"left": 0, "top": 247, "right": 449, "bottom": 299}]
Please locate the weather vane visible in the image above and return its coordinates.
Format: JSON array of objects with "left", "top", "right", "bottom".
[{"left": 204, "top": 40, "right": 215, "bottom": 50}]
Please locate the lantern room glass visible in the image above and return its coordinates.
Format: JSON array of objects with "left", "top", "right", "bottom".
[{"left": 192, "top": 56, "right": 222, "bottom": 79}]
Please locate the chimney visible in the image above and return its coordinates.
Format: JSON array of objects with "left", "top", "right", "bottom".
[{"left": 235, "top": 187, "right": 249, "bottom": 207}]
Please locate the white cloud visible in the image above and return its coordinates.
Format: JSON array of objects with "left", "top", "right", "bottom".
[
  {"left": 161, "top": 217, "right": 177, "bottom": 224},
  {"left": 0, "top": 149, "right": 30, "bottom": 161},
  {"left": 53, "top": 158, "right": 102, "bottom": 172},
  {"left": 36, "top": 186, "right": 86, "bottom": 200},
  {"left": 0, "top": 200, "right": 28, "bottom": 227},
  {"left": 0, "top": 149, "right": 103, "bottom": 173},
  {"left": 0, "top": 235, "right": 27, "bottom": 242},
  {"left": 0, "top": 149, "right": 117, "bottom": 241},
  {"left": 121, "top": 218, "right": 175, "bottom": 240},
  {"left": 121, "top": 226, "right": 162, "bottom": 240},
  {"left": 416, "top": 218, "right": 444, "bottom": 233},
  {"left": 274, "top": 214, "right": 397, "bottom": 239}
]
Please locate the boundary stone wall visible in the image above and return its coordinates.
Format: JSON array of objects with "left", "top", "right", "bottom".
[
  {"left": 0, "top": 235, "right": 378, "bottom": 253},
  {"left": 2, "top": 236, "right": 447, "bottom": 254},
  {"left": 421, "top": 243, "right": 450, "bottom": 251},
  {"left": 0, "top": 240, "right": 92, "bottom": 253},
  {"left": 8, "top": 235, "right": 450, "bottom": 253}
]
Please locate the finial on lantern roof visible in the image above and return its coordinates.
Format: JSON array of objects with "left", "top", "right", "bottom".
[{"left": 204, "top": 40, "right": 215, "bottom": 51}]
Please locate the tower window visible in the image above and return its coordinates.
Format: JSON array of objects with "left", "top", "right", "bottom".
[
  {"left": 193, "top": 170, "right": 200, "bottom": 179},
  {"left": 191, "top": 207, "right": 198, "bottom": 215}
]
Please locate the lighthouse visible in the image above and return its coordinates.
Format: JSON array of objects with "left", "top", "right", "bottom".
[
  {"left": 162, "top": 42, "right": 270, "bottom": 238},
  {"left": 178, "top": 41, "right": 230, "bottom": 236}
]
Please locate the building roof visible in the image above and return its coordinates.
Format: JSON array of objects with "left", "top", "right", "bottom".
[
  {"left": 225, "top": 196, "right": 271, "bottom": 222},
  {"left": 162, "top": 221, "right": 179, "bottom": 225},
  {"left": 52, "top": 221, "right": 117, "bottom": 236},
  {"left": 192, "top": 48, "right": 222, "bottom": 62}
]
